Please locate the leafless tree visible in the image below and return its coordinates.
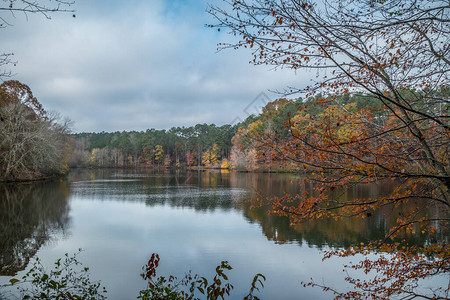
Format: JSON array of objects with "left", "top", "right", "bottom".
[{"left": 0, "top": 81, "right": 70, "bottom": 181}]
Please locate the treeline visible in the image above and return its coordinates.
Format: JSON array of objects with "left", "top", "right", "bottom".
[
  {"left": 71, "top": 124, "right": 239, "bottom": 168},
  {"left": 229, "top": 89, "right": 448, "bottom": 171},
  {"left": 0, "top": 81, "right": 70, "bottom": 181},
  {"left": 71, "top": 90, "right": 444, "bottom": 170},
  {"left": 69, "top": 92, "right": 387, "bottom": 170},
  {"left": 3, "top": 79, "right": 445, "bottom": 177}
]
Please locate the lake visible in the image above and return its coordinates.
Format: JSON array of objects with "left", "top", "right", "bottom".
[{"left": 0, "top": 169, "right": 440, "bottom": 299}]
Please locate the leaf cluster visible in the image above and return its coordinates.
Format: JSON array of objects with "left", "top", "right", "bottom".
[
  {"left": 7, "top": 250, "right": 106, "bottom": 300},
  {"left": 138, "top": 253, "right": 265, "bottom": 300}
]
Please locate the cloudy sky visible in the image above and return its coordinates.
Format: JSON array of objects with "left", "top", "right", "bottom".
[{"left": 2, "top": 0, "right": 311, "bottom": 132}]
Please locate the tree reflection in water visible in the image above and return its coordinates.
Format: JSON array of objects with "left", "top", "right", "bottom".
[
  {"left": 1, "top": 169, "right": 442, "bottom": 277},
  {"left": 0, "top": 180, "right": 70, "bottom": 276},
  {"left": 74, "top": 169, "right": 441, "bottom": 249},
  {"left": 0, "top": 170, "right": 446, "bottom": 299}
]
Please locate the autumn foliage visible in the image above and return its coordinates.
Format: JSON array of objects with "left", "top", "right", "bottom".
[
  {"left": 0, "top": 81, "right": 71, "bottom": 181},
  {"left": 210, "top": 0, "right": 449, "bottom": 298}
]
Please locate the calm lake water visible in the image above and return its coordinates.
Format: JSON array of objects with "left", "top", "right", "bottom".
[{"left": 0, "top": 170, "right": 444, "bottom": 299}]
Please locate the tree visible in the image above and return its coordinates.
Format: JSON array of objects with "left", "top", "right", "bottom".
[
  {"left": 221, "top": 158, "right": 230, "bottom": 169},
  {"left": 153, "top": 145, "right": 164, "bottom": 166},
  {"left": 0, "top": 81, "right": 70, "bottom": 181},
  {"left": 209, "top": 143, "right": 220, "bottom": 166},
  {"left": 0, "top": 80, "right": 45, "bottom": 117},
  {"left": 0, "top": 1, "right": 75, "bottom": 78},
  {"left": 201, "top": 143, "right": 221, "bottom": 167},
  {"left": 210, "top": 0, "right": 449, "bottom": 298},
  {"left": 163, "top": 154, "right": 172, "bottom": 168},
  {"left": 186, "top": 150, "right": 195, "bottom": 167},
  {"left": 201, "top": 150, "right": 212, "bottom": 167}
]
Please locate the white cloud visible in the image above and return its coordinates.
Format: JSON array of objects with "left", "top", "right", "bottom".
[{"left": 1, "top": 0, "right": 312, "bottom": 132}]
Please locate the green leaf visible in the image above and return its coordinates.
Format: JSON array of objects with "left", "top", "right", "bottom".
[
  {"left": 49, "top": 280, "right": 57, "bottom": 289},
  {"left": 9, "top": 278, "right": 20, "bottom": 285}
]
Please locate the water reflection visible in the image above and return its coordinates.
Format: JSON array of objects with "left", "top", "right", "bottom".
[
  {"left": 69, "top": 169, "right": 434, "bottom": 248},
  {"left": 1, "top": 169, "right": 445, "bottom": 299},
  {"left": 1, "top": 170, "right": 441, "bottom": 277},
  {"left": 231, "top": 173, "right": 443, "bottom": 248},
  {"left": 0, "top": 180, "right": 70, "bottom": 276}
]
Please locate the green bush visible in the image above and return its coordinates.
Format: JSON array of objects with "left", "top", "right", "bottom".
[{"left": 8, "top": 250, "right": 106, "bottom": 300}]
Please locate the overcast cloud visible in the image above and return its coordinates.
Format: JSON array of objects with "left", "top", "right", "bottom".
[{"left": 1, "top": 0, "right": 312, "bottom": 132}]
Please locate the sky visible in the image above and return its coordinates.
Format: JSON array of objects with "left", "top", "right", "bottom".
[{"left": 1, "top": 0, "right": 312, "bottom": 132}]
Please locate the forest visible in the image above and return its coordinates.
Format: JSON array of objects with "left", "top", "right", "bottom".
[
  {"left": 68, "top": 92, "right": 394, "bottom": 170},
  {"left": 70, "top": 123, "right": 238, "bottom": 169}
]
